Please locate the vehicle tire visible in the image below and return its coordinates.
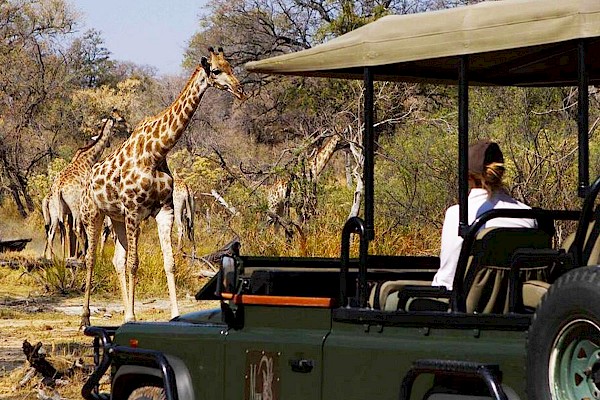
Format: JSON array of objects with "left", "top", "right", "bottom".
[
  {"left": 527, "top": 266, "right": 600, "bottom": 399},
  {"left": 128, "top": 386, "right": 167, "bottom": 400}
]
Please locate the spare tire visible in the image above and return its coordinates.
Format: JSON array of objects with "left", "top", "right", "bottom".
[{"left": 527, "top": 266, "right": 600, "bottom": 399}]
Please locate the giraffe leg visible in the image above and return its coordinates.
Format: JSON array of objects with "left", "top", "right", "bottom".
[
  {"left": 74, "top": 217, "right": 86, "bottom": 260},
  {"left": 156, "top": 206, "right": 179, "bottom": 319},
  {"left": 45, "top": 213, "right": 59, "bottom": 260},
  {"left": 66, "top": 214, "right": 78, "bottom": 259},
  {"left": 124, "top": 215, "right": 141, "bottom": 322},
  {"left": 110, "top": 220, "right": 131, "bottom": 322},
  {"left": 72, "top": 210, "right": 86, "bottom": 260},
  {"left": 58, "top": 195, "right": 71, "bottom": 259},
  {"left": 81, "top": 211, "right": 102, "bottom": 328}
]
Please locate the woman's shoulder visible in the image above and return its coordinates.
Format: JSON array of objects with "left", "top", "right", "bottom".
[
  {"left": 445, "top": 203, "right": 460, "bottom": 217},
  {"left": 495, "top": 192, "right": 532, "bottom": 209}
]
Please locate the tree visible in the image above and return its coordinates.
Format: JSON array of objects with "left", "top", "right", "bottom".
[
  {"left": 67, "top": 29, "right": 114, "bottom": 88},
  {"left": 0, "top": 0, "right": 77, "bottom": 216}
]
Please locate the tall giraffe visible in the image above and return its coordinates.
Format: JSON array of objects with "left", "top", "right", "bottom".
[
  {"left": 43, "top": 110, "right": 129, "bottom": 259},
  {"left": 79, "top": 48, "right": 244, "bottom": 326},
  {"left": 267, "top": 134, "right": 342, "bottom": 231}
]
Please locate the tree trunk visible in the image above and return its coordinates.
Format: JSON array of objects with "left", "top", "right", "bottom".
[
  {"left": 0, "top": 148, "right": 30, "bottom": 217},
  {"left": 347, "top": 141, "right": 364, "bottom": 219},
  {"left": 344, "top": 150, "right": 353, "bottom": 189}
]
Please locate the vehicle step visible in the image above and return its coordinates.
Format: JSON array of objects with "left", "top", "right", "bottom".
[{"left": 399, "top": 359, "right": 507, "bottom": 400}]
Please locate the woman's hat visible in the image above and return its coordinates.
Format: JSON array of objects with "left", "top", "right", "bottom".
[{"left": 468, "top": 140, "right": 504, "bottom": 175}]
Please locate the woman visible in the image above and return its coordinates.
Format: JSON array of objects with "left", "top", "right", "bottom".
[{"left": 432, "top": 140, "right": 536, "bottom": 290}]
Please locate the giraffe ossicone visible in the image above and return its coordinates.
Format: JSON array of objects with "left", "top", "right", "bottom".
[{"left": 79, "top": 48, "right": 244, "bottom": 326}]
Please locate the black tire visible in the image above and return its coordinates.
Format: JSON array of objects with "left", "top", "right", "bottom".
[
  {"left": 128, "top": 386, "right": 167, "bottom": 400},
  {"left": 527, "top": 266, "right": 600, "bottom": 399}
]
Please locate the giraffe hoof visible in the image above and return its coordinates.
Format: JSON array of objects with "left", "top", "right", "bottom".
[{"left": 80, "top": 316, "right": 91, "bottom": 329}]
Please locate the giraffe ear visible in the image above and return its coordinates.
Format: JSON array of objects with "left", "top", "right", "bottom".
[{"left": 201, "top": 57, "right": 210, "bottom": 74}]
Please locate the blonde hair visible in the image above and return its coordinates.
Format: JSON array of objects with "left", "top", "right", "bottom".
[{"left": 470, "top": 162, "right": 506, "bottom": 195}]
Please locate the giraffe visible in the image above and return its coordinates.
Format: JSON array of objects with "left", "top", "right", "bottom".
[
  {"left": 267, "top": 134, "right": 342, "bottom": 233},
  {"left": 173, "top": 176, "right": 196, "bottom": 255},
  {"left": 43, "top": 110, "right": 129, "bottom": 260},
  {"left": 79, "top": 47, "right": 244, "bottom": 326},
  {"left": 99, "top": 177, "right": 195, "bottom": 255}
]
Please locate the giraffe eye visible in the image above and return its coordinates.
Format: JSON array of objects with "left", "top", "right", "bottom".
[{"left": 211, "top": 69, "right": 222, "bottom": 76}]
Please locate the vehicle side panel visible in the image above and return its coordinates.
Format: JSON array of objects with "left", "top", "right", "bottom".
[
  {"left": 115, "top": 321, "right": 226, "bottom": 400},
  {"left": 323, "top": 319, "right": 527, "bottom": 399}
]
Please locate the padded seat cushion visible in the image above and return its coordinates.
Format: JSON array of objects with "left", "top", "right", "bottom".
[
  {"left": 369, "top": 280, "right": 431, "bottom": 310},
  {"left": 522, "top": 280, "right": 550, "bottom": 309}
]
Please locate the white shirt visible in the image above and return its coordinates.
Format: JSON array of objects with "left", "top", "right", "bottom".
[{"left": 432, "top": 188, "right": 537, "bottom": 290}]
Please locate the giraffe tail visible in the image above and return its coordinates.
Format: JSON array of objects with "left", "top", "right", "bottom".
[
  {"left": 184, "top": 191, "right": 195, "bottom": 243},
  {"left": 41, "top": 195, "right": 50, "bottom": 233}
]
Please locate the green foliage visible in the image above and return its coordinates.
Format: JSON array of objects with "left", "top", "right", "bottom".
[
  {"left": 29, "top": 259, "right": 79, "bottom": 295},
  {"left": 168, "top": 149, "right": 224, "bottom": 193},
  {"left": 71, "top": 78, "right": 141, "bottom": 134},
  {"left": 68, "top": 28, "right": 115, "bottom": 88},
  {"left": 28, "top": 157, "right": 69, "bottom": 205},
  {"left": 317, "top": 1, "right": 390, "bottom": 39}
]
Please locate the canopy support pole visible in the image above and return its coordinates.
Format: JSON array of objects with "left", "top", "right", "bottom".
[
  {"left": 458, "top": 55, "right": 470, "bottom": 237},
  {"left": 363, "top": 67, "right": 375, "bottom": 241},
  {"left": 578, "top": 39, "right": 589, "bottom": 198}
]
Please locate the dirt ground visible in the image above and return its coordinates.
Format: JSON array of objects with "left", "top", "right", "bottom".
[{"left": 0, "top": 265, "right": 218, "bottom": 400}]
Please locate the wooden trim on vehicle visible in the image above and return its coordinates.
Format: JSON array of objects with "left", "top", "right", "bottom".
[{"left": 221, "top": 293, "right": 335, "bottom": 308}]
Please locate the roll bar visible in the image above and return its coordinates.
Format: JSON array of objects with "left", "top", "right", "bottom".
[{"left": 340, "top": 216, "right": 369, "bottom": 308}]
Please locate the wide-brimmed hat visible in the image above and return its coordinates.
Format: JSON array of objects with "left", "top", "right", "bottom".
[{"left": 468, "top": 140, "right": 504, "bottom": 175}]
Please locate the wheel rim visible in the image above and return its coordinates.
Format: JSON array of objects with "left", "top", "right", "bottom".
[{"left": 549, "top": 318, "right": 600, "bottom": 399}]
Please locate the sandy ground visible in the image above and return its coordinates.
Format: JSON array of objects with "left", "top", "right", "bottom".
[{"left": 0, "top": 284, "right": 218, "bottom": 399}]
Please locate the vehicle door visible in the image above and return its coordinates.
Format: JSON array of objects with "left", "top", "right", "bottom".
[{"left": 224, "top": 302, "right": 331, "bottom": 400}]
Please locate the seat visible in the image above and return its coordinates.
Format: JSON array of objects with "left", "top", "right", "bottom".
[
  {"left": 519, "top": 208, "right": 600, "bottom": 309},
  {"left": 395, "top": 227, "right": 553, "bottom": 314},
  {"left": 462, "top": 227, "right": 552, "bottom": 314},
  {"left": 369, "top": 280, "right": 432, "bottom": 310}
]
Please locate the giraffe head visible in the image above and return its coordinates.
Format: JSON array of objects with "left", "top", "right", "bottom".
[
  {"left": 90, "top": 108, "right": 130, "bottom": 145},
  {"left": 106, "top": 108, "right": 130, "bottom": 134},
  {"left": 201, "top": 47, "right": 246, "bottom": 100}
]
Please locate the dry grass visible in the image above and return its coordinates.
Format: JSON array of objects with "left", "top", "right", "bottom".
[{"left": 0, "top": 289, "right": 217, "bottom": 400}]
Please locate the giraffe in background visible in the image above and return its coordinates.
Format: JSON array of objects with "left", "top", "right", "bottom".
[
  {"left": 43, "top": 110, "right": 129, "bottom": 259},
  {"left": 267, "top": 133, "right": 342, "bottom": 234},
  {"left": 79, "top": 48, "right": 245, "bottom": 326}
]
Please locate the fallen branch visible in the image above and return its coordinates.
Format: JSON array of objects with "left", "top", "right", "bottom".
[
  {"left": 210, "top": 190, "right": 238, "bottom": 216},
  {"left": 22, "top": 340, "right": 65, "bottom": 381}
]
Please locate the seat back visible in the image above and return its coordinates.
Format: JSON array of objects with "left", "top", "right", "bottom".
[
  {"left": 562, "top": 212, "right": 600, "bottom": 266},
  {"left": 462, "top": 227, "right": 552, "bottom": 314}
]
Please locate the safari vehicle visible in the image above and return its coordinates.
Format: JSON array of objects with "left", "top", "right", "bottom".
[{"left": 83, "top": 1, "right": 600, "bottom": 399}]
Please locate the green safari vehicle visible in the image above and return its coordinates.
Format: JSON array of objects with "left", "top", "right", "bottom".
[{"left": 83, "top": 0, "right": 600, "bottom": 399}]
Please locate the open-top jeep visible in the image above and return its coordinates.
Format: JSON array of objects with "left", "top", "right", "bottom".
[{"left": 83, "top": 1, "right": 600, "bottom": 399}]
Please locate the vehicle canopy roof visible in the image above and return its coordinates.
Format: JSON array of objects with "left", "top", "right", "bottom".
[{"left": 246, "top": 0, "right": 600, "bottom": 86}]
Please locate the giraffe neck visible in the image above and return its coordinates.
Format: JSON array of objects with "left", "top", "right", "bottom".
[
  {"left": 77, "top": 118, "right": 115, "bottom": 171},
  {"left": 309, "top": 136, "right": 340, "bottom": 178},
  {"left": 140, "top": 66, "right": 209, "bottom": 162}
]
